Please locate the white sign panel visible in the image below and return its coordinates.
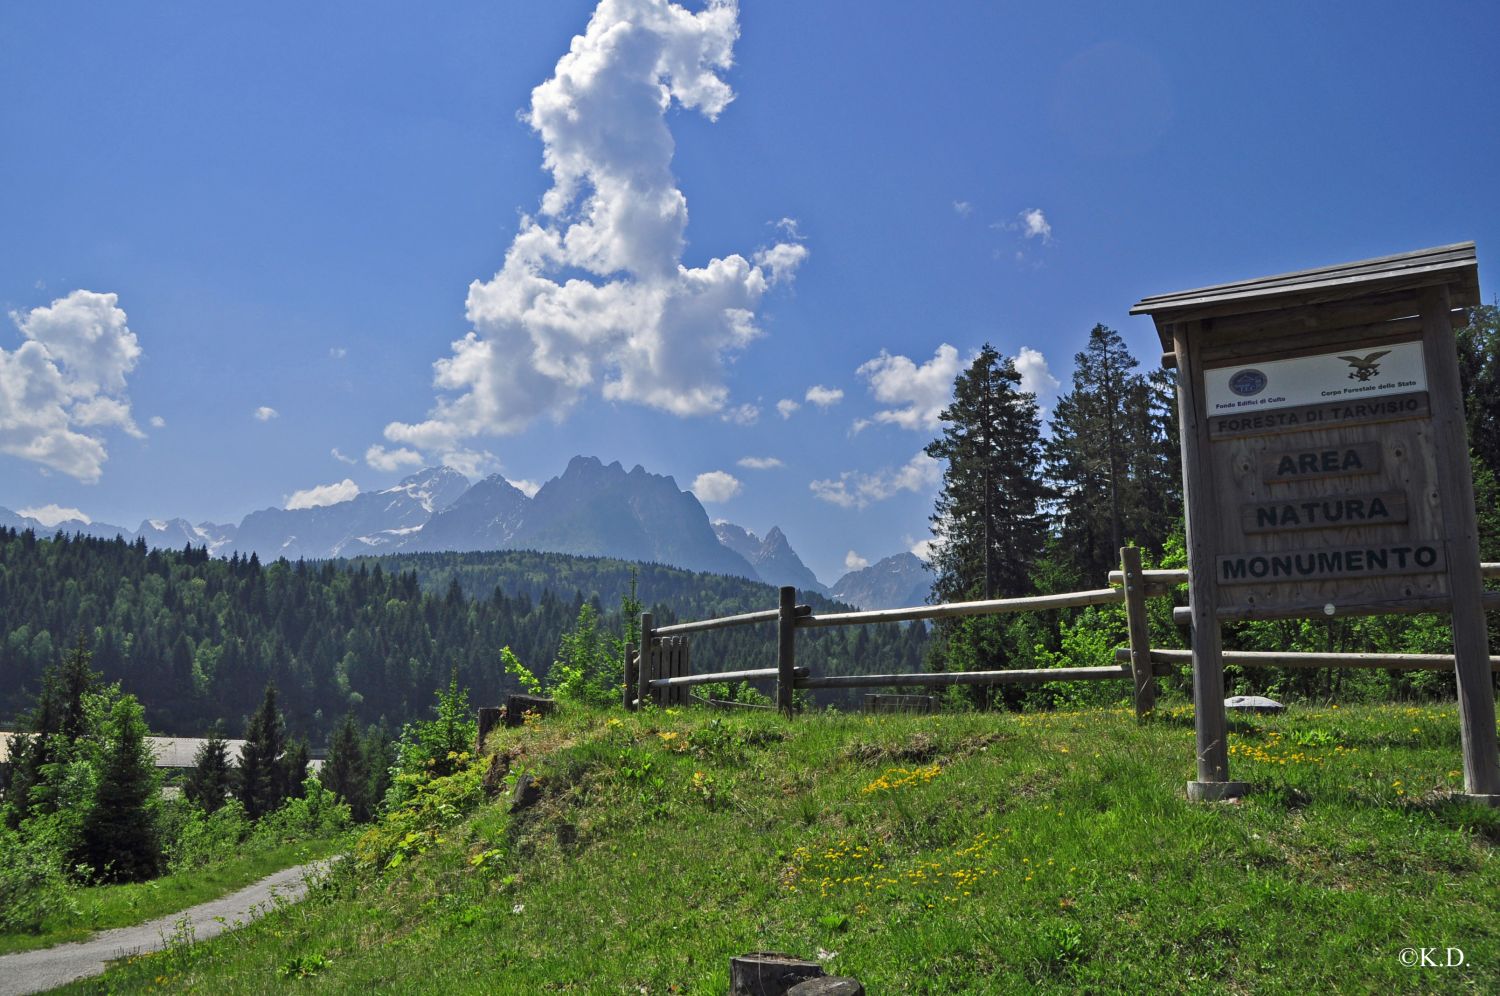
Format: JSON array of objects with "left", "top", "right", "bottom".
[{"left": 1204, "top": 341, "right": 1428, "bottom": 415}]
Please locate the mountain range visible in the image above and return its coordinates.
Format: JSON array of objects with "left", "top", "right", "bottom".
[{"left": 1, "top": 456, "right": 934, "bottom": 608}]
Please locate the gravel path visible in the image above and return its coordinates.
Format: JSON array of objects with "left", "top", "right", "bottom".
[{"left": 0, "top": 859, "right": 337, "bottom": 995}]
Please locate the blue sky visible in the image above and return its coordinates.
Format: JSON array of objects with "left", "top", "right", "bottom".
[{"left": 2, "top": 0, "right": 1497, "bottom": 585}]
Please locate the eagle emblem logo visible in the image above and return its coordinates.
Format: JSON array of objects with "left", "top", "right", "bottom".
[{"left": 1338, "top": 350, "right": 1389, "bottom": 382}]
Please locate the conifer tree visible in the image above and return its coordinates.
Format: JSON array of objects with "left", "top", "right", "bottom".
[
  {"left": 320, "top": 713, "right": 371, "bottom": 821},
  {"left": 236, "top": 684, "right": 286, "bottom": 819},
  {"left": 925, "top": 344, "right": 1049, "bottom": 602},
  {"left": 1044, "top": 325, "right": 1179, "bottom": 584},
  {"left": 184, "top": 724, "right": 233, "bottom": 813},
  {"left": 4, "top": 635, "right": 98, "bottom": 827},
  {"left": 76, "top": 694, "right": 161, "bottom": 883}
]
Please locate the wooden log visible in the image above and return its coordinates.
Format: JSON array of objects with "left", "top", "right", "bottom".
[
  {"left": 778, "top": 587, "right": 798, "bottom": 716},
  {"left": 1172, "top": 591, "right": 1500, "bottom": 625},
  {"left": 650, "top": 666, "right": 808, "bottom": 689},
  {"left": 1115, "top": 647, "right": 1500, "bottom": 672},
  {"left": 787, "top": 979, "right": 864, "bottom": 996},
  {"left": 799, "top": 587, "right": 1122, "bottom": 629},
  {"left": 730, "top": 952, "right": 824, "bottom": 996},
  {"left": 636, "top": 612, "right": 653, "bottom": 711},
  {"left": 654, "top": 608, "right": 779, "bottom": 636},
  {"left": 1174, "top": 318, "right": 1237, "bottom": 794},
  {"left": 1421, "top": 284, "right": 1500, "bottom": 799},
  {"left": 1120, "top": 546, "right": 1157, "bottom": 719},
  {"left": 1108, "top": 568, "right": 1190, "bottom": 586},
  {"left": 800, "top": 665, "right": 1136, "bottom": 689}
]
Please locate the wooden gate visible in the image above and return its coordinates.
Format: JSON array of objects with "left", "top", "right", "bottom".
[{"left": 627, "top": 636, "right": 691, "bottom": 708}]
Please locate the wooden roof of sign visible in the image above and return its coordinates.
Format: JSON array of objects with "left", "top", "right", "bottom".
[{"left": 1131, "top": 242, "right": 1481, "bottom": 350}]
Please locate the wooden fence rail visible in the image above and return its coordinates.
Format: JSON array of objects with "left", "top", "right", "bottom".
[{"left": 622, "top": 552, "right": 1500, "bottom": 717}]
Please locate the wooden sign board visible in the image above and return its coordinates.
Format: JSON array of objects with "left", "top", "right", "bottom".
[
  {"left": 1200, "top": 338, "right": 1444, "bottom": 618},
  {"left": 1132, "top": 242, "right": 1498, "bottom": 801}
]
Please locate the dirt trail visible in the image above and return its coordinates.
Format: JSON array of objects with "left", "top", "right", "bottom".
[{"left": 0, "top": 859, "right": 336, "bottom": 995}]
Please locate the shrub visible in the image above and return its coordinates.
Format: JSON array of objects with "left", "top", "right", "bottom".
[{"left": 0, "top": 825, "right": 71, "bottom": 933}]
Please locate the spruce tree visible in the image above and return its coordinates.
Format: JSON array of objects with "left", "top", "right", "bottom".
[
  {"left": 320, "top": 713, "right": 371, "bottom": 821},
  {"left": 236, "top": 684, "right": 286, "bottom": 819},
  {"left": 925, "top": 344, "right": 1049, "bottom": 602},
  {"left": 4, "top": 635, "right": 98, "bottom": 827},
  {"left": 76, "top": 694, "right": 161, "bottom": 883},
  {"left": 184, "top": 724, "right": 233, "bottom": 813},
  {"left": 1044, "top": 325, "right": 1179, "bottom": 584}
]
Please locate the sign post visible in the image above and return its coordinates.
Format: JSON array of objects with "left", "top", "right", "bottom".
[{"left": 1132, "top": 243, "right": 1499, "bottom": 804}]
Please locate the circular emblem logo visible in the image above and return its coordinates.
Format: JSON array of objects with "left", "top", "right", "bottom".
[{"left": 1228, "top": 368, "right": 1267, "bottom": 397}]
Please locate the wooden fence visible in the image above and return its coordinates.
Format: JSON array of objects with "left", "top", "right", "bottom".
[{"left": 624, "top": 548, "right": 1500, "bottom": 717}]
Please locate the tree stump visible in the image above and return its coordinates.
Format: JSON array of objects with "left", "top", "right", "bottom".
[
  {"left": 503, "top": 694, "right": 556, "bottom": 727},
  {"left": 730, "top": 952, "right": 824, "bottom": 996},
  {"left": 476, "top": 706, "right": 502, "bottom": 751}
]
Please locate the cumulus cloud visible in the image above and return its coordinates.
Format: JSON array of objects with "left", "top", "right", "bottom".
[
  {"left": 1, "top": 290, "right": 143, "bottom": 482},
  {"left": 721, "top": 402, "right": 760, "bottom": 426},
  {"left": 691, "top": 469, "right": 742, "bottom": 503},
  {"left": 843, "top": 550, "right": 869, "bottom": 571},
  {"left": 1013, "top": 346, "right": 1059, "bottom": 397},
  {"left": 509, "top": 478, "right": 541, "bottom": 498},
  {"left": 286, "top": 478, "right": 360, "bottom": 510},
  {"left": 253, "top": 406, "right": 279, "bottom": 422},
  {"left": 365, "top": 444, "right": 425, "bottom": 472},
  {"left": 380, "top": 0, "right": 805, "bottom": 459},
  {"left": 737, "top": 455, "right": 783, "bottom": 470},
  {"left": 910, "top": 536, "right": 939, "bottom": 562},
  {"left": 331, "top": 447, "right": 357, "bottom": 465},
  {"left": 1020, "top": 208, "right": 1053, "bottom": 243},
  {"left": 776, "top": 398, "right": 800, "bottom": 419},
  {"left": 804, "top": 384, "right": 843, "bottom": 408},
  {"left": 19, "top": 503, "right": 90, "bottom": 526},
  {"left": 855, "top": 344, "right": 960, "bottom": 431},
  {"left": 437, "top": 448, "right": 496, "bottom": 478},
  {"left": 952, "top": 200, "right": 973, "bottom": 218},
  {"left": 809, "top": 451, "right": 941, "bottom": 509},
  {"left": 149, "top": 415, "right": 166, "bottom": 429}
]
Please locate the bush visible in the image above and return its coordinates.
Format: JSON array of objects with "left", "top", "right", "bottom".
[
  {"left": 253, "top": 778, "right": 350, "bottom": 846},
  {"left": 163, "top": 799, "right": 253, "bottom": 874},
  {"left": 0, "top": 826, "right": 72, "bottom": 933}
]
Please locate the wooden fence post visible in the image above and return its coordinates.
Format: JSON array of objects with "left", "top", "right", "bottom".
[
  {"left": 777, "top": 586, "right": 796, "bottom": 717},
  {"left": 636, "top": 611, "right": 654, "bottom": 711},
  {"left": 1120, "top": 546, "right": 1157, "bottom": 720}
]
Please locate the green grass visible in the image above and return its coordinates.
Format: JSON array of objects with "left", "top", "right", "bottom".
[
  {"left": 62, "top": 701, "right": 1500, "bottom": 994},
  {"left": 0, "top": 835, "right": 347, "bottom": 956}
]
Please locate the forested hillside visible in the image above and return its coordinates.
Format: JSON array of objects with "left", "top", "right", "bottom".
[{"left": 0, "top": 532, "right": 925, "bottom": 740}]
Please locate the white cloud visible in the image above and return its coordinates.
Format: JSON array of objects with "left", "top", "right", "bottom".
[
  {"left": 253, "top": 406, "right": 279, "bottom": 422},
  {"left": 1020, "top": 208, "right": 1053, "bottom": 243},
  {"left": 952, "top": 200, "right": 973, "bottom": 218},
  {"left": 365, "top": 444, "right": 425, "bottom": 472},
  {"left": 855, "top": 344, "right": 961, "bottom": 431},
  {"left": 721, "top": 402, "right": 760, "bottom": 426},
  {"left": 850, "top": 417, "right": 872, "bottom": 435},
  {"left": 330, "top": 347, "right": 348, "bottom": 359},
  {"left": 809, "top": 451, "right": 941, "bottom": 509},
  {"left": 804, "top": 384, "right": 843, "bottom": 408},
  {"left": 774, "top": 217, "right": 803, "bottom": 240},
  {"left": 381, "top": 0, "right": 804, "bottom": 455},
  {"left": 437, "top": 448, "right": 495, "bottom": 479},
  {"left": 843, "top": 550, "right": 869, "bottom": 571},
  {"left": 910, "top": 537, "right": 939, "bottom": 562},
  {"left": 736, "top": 455, "right": 783, "bottom": 470},
  {"left": 19, "top": 503, "right": 90, "bottom": 526},
  {"left": 149, "top": 415, "right": 166, "bottom": 429},
  {"left": 509, "top": 478, "right": 541, "bottom": 498},
  {"left": 691, "top": 470, "right": 742, "bottom": 503},
  {"left": 776, "top": 398, "right": 800, "bottom": 419},
  {"left": 331, "top": 447, "right": 357, "bottom": 465},
  {"left": 1, "top": 290, "right": 143, "bottom": 482},
  {"left": 286, "top": 478, "right": 360, "bottom": 510},
  {"left": 1013, "top": 346, "right": 1059, "bottom": 397}
]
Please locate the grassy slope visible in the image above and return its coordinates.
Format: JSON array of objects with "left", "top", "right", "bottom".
[
  {"left": 0, "top": 837, "right": 347, "bottom": 956},
  {"left": 67, "top": 702, "right": 1499, "bottom": 994}
]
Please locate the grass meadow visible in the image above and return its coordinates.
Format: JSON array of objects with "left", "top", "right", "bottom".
[{"left": 62, "top": 700, "right": 1500, "bottom": 994}]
